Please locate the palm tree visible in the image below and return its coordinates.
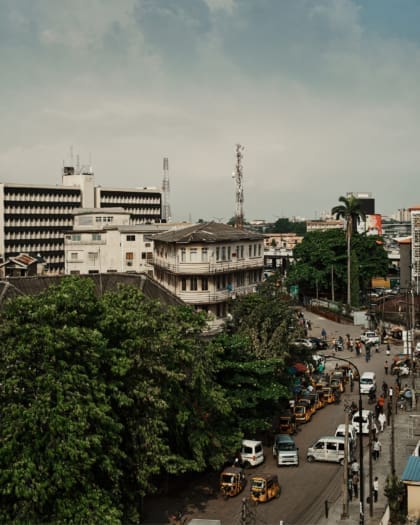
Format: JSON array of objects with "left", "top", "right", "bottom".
[{"left": 331, "top": 195, "right": 366, "bottom": 306}]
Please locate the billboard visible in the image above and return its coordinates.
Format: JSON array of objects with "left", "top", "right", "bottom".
[{"left": 366, "top": 214, "right": 382, "bottom": 236}]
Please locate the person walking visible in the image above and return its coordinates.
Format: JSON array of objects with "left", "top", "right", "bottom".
[
  {"left": 378, "top": 412, "right": 386, "bottom": 432},
  {"left": 373, "top": 437, "right": 382, "bottom": 460},
  {"left": 384, "top": 360, "right": 389, "bottom": 375},
  {"left": 373, "top": 477, "right": 379, "bottom": 503},
  {"left": 347, "top": 476, "right": 353, "bottom": 502},
  {"left": 352, "top": 472, "right": 359, "bottom": 498},
  {"left": 321, "top": 327, "right": 327, "bottom": 341}
]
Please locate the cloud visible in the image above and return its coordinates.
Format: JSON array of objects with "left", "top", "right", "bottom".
[{"left": 0, "top": 0, "right": 419, "bottom": 221}]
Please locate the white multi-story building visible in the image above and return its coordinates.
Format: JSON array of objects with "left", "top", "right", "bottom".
[
  {"left": 411, "top": 207, "right": 420, "bottom": 293},
  {"left": 150, "top": 222, "right": 264, "bottom": 318},
  {"left": 64, "top": 208, "right": 174, "bottom": 276},
  {"left": 0, "top": 164, "right": 162, "bottom": 274}
]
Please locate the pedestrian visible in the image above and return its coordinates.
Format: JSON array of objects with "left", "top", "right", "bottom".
[
  {"left": 378, "top": 412, "right": 386, "bottom": 432},
  {"left": 321, "top": 327, "right": 327, "bottom": 340},
  {"left": 375, "top": 402, "right": 381, "bottom": 419},
  {"left": 373, "top": 437, "right": 382, "bottom": 460},
  {"left": 373, "top": 477, "right": 379, "bottom": 503},
  {"left": 386, "top": 342, "right": 391, "bottom": 356},
  {"left": 347, "top": 476, "right": 353, "bottom": 502},
  {"left": 389, "top": 386, "right": 393, "bottom": 400},
  {"left": 384, "top": 360, "right": 389, "bottom": 375},
  {"left": 382, "top": 380, "right": 388, "bottom": 398},
  {"left": 349, "top": 338, "right": 354, "bottom": 352},
  {"left": 378, "top": 394, "right": 385, "bottom": 413},
  {"left": 351, "top": 459, "right": 360, "bottom": 475},
  {"left": 352, "top": 471, "right": 359, "bottom": 498}
]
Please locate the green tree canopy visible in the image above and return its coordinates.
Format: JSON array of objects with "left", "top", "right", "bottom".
[
  {"left": 285, "top": 229, "right": 388, "bottom": 303},
  {"left": 267, "top": 217, "right": 307, "bottom": 235}
]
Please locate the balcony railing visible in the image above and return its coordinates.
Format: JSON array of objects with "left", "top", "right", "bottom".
[{"left": 152, "top": 256, "right": 263, "bottom": 274}]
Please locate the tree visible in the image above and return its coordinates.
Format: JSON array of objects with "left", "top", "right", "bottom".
[
  {"left": 285, "top": 229, "right": 347, "bottom": 301},
  {"left": 0, "top": 277, "right": 124, "bottom": 524},
  {"left": 217, "top": 279, "right": 313, "bottom": 435},
  {"left": 285, "top": 229, "right": 388, "bottom": 303},
  {"left": 267, "top": 217, "right": 307, "bottom": 235},
  {"left": 332, "top": 195, "right": 366, "bottom": 306}
]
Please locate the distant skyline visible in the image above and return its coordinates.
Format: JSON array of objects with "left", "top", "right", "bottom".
[{"left": 1, "top": 0, "right": 419, "bottom": 222}]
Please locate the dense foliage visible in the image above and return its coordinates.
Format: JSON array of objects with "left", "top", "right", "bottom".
[
  {"left": 266, "top": 217, "right": 307, "bottom": 235},
  {"left": 0, "top": 276, "right": 306, "bottom": 524},
  {"left": 285, "top": 229, "right": 389, "bottom": 304}
]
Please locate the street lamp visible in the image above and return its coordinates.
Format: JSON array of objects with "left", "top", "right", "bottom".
[{"left": 324, "top": 354, "right": 364, "bottom": 524}]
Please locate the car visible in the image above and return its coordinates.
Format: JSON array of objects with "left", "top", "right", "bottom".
[
  {"left": 309, "top": 337, "right": 328, "bottom": 350},
  {"left": 290, "top": 338, "right": 315, "bottom": 350},
  {"left": 360, "top": 331, "right": 380, "bottom": 345},
  {"left": 240, "top": 440, "right": 265, "bottom": 468}
]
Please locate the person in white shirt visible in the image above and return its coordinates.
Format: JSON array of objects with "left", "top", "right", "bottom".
[
  {"left": 378, "top": 412, "right": 386, "bottom": 431},
  {"left": 373, "top": 476, "right": 379, "bottom": 502}
]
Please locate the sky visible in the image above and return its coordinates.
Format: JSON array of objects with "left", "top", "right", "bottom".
[{"left": 1, "top": 0, "right": 420, "bottom": 223}]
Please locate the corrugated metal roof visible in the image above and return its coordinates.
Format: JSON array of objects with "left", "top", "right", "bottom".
[
  {"left": 402, "top": 456, "right": 420, "bottom": 482},
  {"left": 151, "top": 222, "right": 264, "bottom": 244}
]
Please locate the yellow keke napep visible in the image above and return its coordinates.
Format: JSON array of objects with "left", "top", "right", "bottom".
[
  {"left": 249, "top": 473, "right": 281, "bottom": 503},
  {"left": 219, "top": 466, "right": 246, "bottom": 499}
]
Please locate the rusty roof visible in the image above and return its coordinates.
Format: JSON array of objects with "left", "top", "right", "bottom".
[{"left": 151, "top": 222, "right": 264, "bottom": 244}]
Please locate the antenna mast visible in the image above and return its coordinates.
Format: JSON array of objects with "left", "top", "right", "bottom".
[
  {"left": 162, "top": 157, "right": 172, "bottom": 222},
  {"left": 233, "top": 144, "right": 244, "bottom": 229}
]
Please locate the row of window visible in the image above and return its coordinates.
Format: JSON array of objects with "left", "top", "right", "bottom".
[
  {"left": 156, "top": 243, "right": 263, "bottom": 262},
  {"left": 69, "top": 251, "right": 153, "bottom": 262}
]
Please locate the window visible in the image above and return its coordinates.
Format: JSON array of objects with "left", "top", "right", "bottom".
[
  {"left": 92, "top": 233, "right": 101, "bottom": 241},
  {"left": 126, "top": 235, "right": 136, "bottom": 241},
  {"left": 181, "top": 278, "right": 187, "bottom": 291},
  {"left": 227, "top": 246, "right": 231, "bottom": 260},
  {"left": 190, "top": 248, "right": 198, "bottom": 262},
  {"left": 181, "top": 248, "right": 186, "bottom": 262},
  {"left": 240, "top": 245, "right": 244, "bottom": 259},
  {"left": 141, "top": 252, "right": 147, "bottom": 259},
  {"left": 221, "top": 246, "right": 226, "bottom": 261},
  {"left": 126, "top": 252, "right": 134, "bottom": 260},
  {"left": 72, "top": 234, "right": 81, "bottom": 241},
  {"left": 201, "top": 247, "right": 208, "bottom": 262},
  {"left": 145, "top": 242, "right": 151, "bottom": 247},
  {"left": 248, "top": 245, "right": 252, "bottom": 257},
  {"left": 190, "top": 277, "right": 198, "bottom": 291},
  {"left": 201, "top": 278, "right": 208, "bottom": 291},
  {"left": 88, "top": 252, "right": 98, "bottom": 261},
  {"left": 70, "top": 252, "right": 78, "bottom": 260},
  {"left": 216, "top": 247, "right": 220, "bottom": 261}
]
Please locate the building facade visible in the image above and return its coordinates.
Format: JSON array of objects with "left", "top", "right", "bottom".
[
  {"left": 64, "top": 209, "right": 174, "bottom": 276},
  {"left": 0, "top": 164, "right": 162, "bottom": 274},
  {"left": 411, "top": 208, "right": 420, "bottom": 294},
  {"left": 150, "top": 222, "right": 265, "bottom": 318}
]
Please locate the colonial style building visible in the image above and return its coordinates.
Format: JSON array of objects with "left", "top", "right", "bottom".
[
  {"left": 150, "top": 222, "right": 264, "bottom": 318},
  {"left": 0, "top": 164, "right": 162, "bottom": 274}
]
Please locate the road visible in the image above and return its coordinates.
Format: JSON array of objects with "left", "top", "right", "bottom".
[{"left": 142, "top": 310, "right": 398, "bottom": 525}]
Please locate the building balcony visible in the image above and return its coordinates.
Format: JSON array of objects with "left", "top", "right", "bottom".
[
  {"left": 152, "top": 257, "right": 264, "bottom": 274},
  {"left": 176, "top": 284, "right": 258, "bottom": 304}
]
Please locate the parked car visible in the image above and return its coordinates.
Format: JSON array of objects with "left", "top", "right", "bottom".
[
  {"left": 240, "top": 440, "right": 265, "bottom": 468},
  {"left": 309, "top": 337, "right": 328, "bottom": 350},
  {"left": 360, "top": 331, "right": 380, "bottom": 345},
  {"left": 272, "top": 434, "right": 299, "bottom": 466},
  {"left": 352, "top": 410, "right": 374, "bottom": 434},
  {"left": 334, "top": 424, "right": 358, "bottom": 452},
  {"left": 290, "top": 338, "right": 315, "bottom": 350},
  {"left": 307, "top": 436, "right": 353, "bottom": 465}
]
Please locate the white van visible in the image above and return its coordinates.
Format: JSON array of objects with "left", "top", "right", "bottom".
[
  {"left": 241, "top": 439, "right": 265, "bottom": 467},
  {"left": 307, "top": 436, "right": 352, "bottom": 465},
  {"left": 272, "top": 434, "right": 299, "bottom": 466},
  {"left": 352, "top": 410, "right": 374, "bottom": 434},
  {"left": 335, "top": 424, "right": 358, "bottom": 451},
  {"left": 360, "top": 371, "right": 376, "bottom": 395}
]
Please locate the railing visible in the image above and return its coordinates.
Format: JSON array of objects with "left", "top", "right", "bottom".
[{"left": 152, "top": 256, "right": 263, "bottom": 274}]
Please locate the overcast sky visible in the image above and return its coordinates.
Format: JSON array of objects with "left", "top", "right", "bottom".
[{"left": 1, "top": 0, "right": 419, "bottom": 222}]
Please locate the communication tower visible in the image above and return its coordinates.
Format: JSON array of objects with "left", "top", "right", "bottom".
[
  {"left": 233, "top": 144, "right": 244, "bottom": 229},
  {"left": 162, "top": 157, "right": 172, "bottom": 222}
]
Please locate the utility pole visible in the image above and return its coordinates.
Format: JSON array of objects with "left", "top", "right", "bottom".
[
  {"left": 331, "top": 265, "right": 335, "bottom": 302},
  {"left": 341, "top": 407, "right": 350, "bottom": 519},
  {"left": 368, "top": 414, "right": 374, "bottom": 517}
]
